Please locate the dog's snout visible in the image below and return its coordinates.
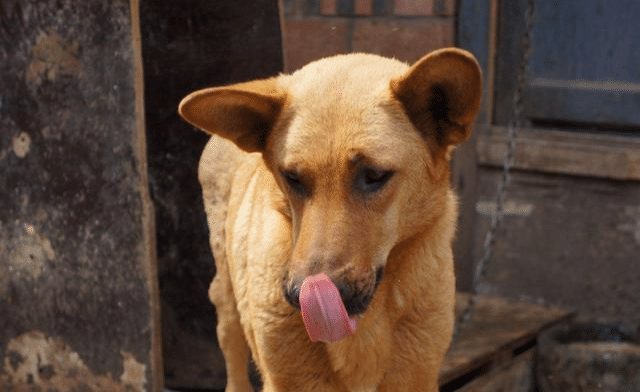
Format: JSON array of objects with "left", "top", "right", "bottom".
[
  {"left": 336, "top": 283, "right": 369, "bottom": 316},
  {"left": 337, "top": 267, "right": 384, "bottom": 315},
  {"left": 283, "top": 267, "right": 384, "bottom": 315},
  {"left": 284, "top": 280, "right": 302, "bottom": 310}
]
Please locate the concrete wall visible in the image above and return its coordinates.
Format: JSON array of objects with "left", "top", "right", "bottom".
[{"left": 0, "top": 1, "right": 161, "bottom": 391}]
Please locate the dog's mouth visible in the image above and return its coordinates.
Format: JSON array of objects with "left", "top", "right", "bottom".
[{"left": 283, "top": 267, "right": 384, "bottom": 317}]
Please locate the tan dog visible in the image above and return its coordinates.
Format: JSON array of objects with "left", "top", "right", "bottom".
[{"left": 179, "top": 48, "right": 481, "bottom": 392}]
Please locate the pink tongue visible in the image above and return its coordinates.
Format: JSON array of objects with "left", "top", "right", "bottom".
[{"left": 299, "top": 273, "right": 357, "bottom": 342}]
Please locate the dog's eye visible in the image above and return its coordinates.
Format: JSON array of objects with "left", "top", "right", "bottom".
[
  {"left": 356, "top": 167, "right": 394, "bottom": 194},
  {"left": 281, "top": 171, "right": 308, "bottom": 196}
]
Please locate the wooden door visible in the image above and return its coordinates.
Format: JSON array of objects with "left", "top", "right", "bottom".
[{"left": 495, "top": 0, "right": 640, "bottom": 133}]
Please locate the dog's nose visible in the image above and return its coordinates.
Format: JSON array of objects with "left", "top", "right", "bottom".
[
  {"left": 336, "top": 282, "right": 373, "bottom": 316},
  {"left": 336, "top": 267, "right": 384, "bottom": 315},
  {"left": 284, "top": 280, "right": 302, "bottom": 310},
  {"left": 283, "top": 267, "right": 384, "bottom": 316}
]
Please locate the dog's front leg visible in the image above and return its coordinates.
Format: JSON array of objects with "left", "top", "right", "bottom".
[{"left": 209, "top": 273, "right": 254, "bottom": 392}]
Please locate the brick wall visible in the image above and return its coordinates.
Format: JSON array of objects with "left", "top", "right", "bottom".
[{"left": 282, "top": 0, "right": 456, "bottom": 71}]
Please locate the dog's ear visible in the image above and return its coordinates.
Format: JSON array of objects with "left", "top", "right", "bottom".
[
  {"left": 179, "top": 78, "right": 286, "bottom": 153},
  {"left": 391, "top": 48, "right": 482, "bottom": 148}
]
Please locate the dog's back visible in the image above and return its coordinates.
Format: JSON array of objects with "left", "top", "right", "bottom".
[{"left": 198, "top": 136, "right": 257, "bottom": 299}]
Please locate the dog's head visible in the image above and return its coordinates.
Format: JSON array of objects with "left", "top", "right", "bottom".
[{"left": 179, "top": 48, "right": 481, "bottom": 317}]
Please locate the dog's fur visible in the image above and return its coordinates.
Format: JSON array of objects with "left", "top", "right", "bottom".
[{"left": 179, "top": 48, "right": 482, "bottom": 392}]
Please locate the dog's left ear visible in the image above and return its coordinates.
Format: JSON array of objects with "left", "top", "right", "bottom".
[
  {"left": 391, "top": 48, "right": 482, "bottom": 148},
  {"left": 179, "top": 77, "right": 286, "bottom": 153}
]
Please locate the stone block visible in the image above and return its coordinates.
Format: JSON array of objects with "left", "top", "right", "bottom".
[{"left": 0, "top": 0, "right": 161, "bottom": 391}]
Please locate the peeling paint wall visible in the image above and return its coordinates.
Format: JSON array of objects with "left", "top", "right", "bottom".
[
  {"left": 1, "top": 331, "right": 146, "bottom": 392},
  {"left": 0, "top": 1, "right": 160, "bottom": 391}
]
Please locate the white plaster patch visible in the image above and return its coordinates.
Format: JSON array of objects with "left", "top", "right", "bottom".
[
  {"left": 120, "top": 352, "right": 147, "bottom": 392},
  {"left": 9, "top": 224, "right": 56, "bottom": 279},
  {"left": 3, "top": 331, "right": 85, "bottom": 385},
  {"left": 0, "top": 331, "right": 147, "bottom": 392},
  {"left": 12, "top": 132, "right": 31, "bottom": 158},
  {"left": 25, "top": 30, "right": 84, "bottom": 88},
  {"left": 476, "top": 200, "right": 534, "bottom": 218}
]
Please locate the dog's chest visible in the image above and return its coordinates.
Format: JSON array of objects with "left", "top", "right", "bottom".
[{"left": 352, "top": 388, "right": 377, "bottom": 392}]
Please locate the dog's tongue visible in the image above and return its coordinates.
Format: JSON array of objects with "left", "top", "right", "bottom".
[{"left": 299, "top": 273, "right": 357, "bottom": 342}]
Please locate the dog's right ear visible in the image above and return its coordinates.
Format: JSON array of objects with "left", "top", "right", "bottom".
[
  {"left": 390, "top": 48, "right": 482, "bottom": 149},
  {"left": 179, "top": 77, "right": 287, "bottom": 153}
]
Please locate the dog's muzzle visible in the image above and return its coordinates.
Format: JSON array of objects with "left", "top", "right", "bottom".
[{"left": 284, "top": 267, "right": 384, "bottom": 316}]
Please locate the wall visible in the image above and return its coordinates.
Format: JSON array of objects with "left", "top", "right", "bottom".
[
  {"left": 0, "top": 1, "right": 161, "bottom": 391},
  {"left": 281, "top": 0, "right": 457, "bottom": 71},
  {"left": 474, "top": 169, "right": 640, "bottom": 327}
]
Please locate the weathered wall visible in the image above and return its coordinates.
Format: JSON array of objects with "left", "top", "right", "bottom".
[
  {"left": 282, "top": 0, "right": 457, "bottom": 71},
  {"left": 474, "top": 169, "right": 640, "bottom": 327},
  {"left": 0, "top": 1, "right": 161, "bottom": 391},
  {"left": 138, "top": 0, "right": 283, "bottom": 389}
]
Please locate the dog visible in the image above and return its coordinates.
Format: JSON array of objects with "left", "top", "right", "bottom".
[{"left": 179, "top": 47, "right": 482, "bottom": 392}]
